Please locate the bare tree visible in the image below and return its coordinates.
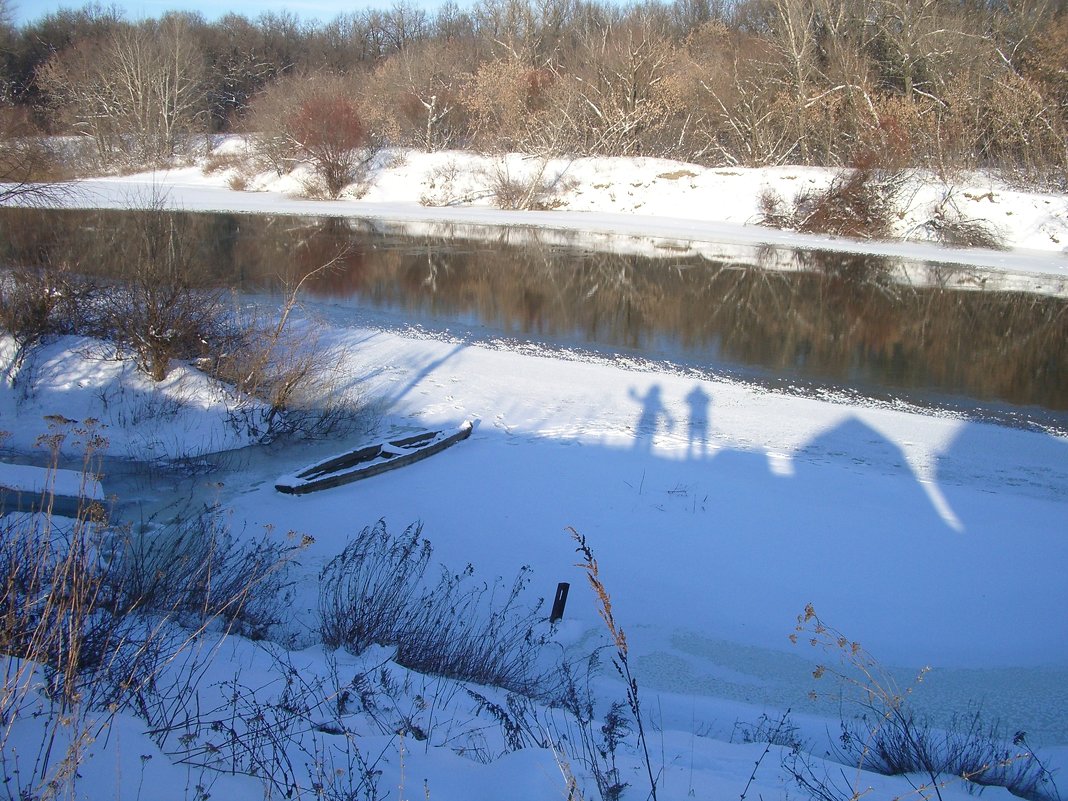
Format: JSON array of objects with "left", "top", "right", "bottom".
[
  {"left": 555, "top": 11, "right": 679, "bottom": 155},
  {"left": 676, "top": 23, "right": 797, "bottom": 165},
  {"left": 381, "top": 0, "right": 430, "bottom": 52},
  {"left": 39, "top": 15, "right": 210, "bottom": 167},
  {"left": 198, "top": 13, "right": 280, "bottom": 130},
  {"left": 364, "top": 40, "right": 471, "bottom": 150},
  {"left": 245, "top": 72, "right": 376, "bottom": 197},
  {"left": 472, "top": 0, "right": 541, "bottom": 61}
]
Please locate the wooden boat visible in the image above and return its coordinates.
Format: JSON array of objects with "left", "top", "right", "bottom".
[{"left": 275, "top": 420, "right": 474, "bottom": 495}]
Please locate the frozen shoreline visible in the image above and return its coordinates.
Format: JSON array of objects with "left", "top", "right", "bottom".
[{"left": 39, "top": 141, "right": 1068, "bottom": 280}]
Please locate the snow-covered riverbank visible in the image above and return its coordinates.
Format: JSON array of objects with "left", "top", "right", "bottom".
[
  {"left": 54, "top": 141, "right": 1068, "bottom": 278},
  {"left": 3, "top": 152, "right": 1068, "bottom": 800},
  {"left": 3, "top": 318, "right": 1067, "bottom": 797}
]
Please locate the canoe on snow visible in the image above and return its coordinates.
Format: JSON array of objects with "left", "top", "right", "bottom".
[{"left": 274, "top": 420, "right": 474, "bottom": 495}]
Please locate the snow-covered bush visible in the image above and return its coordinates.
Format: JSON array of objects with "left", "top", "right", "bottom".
[
  {"left": 0, "top": 263, "right": 94, "bottom": 372},
  {"left": 487, "top": 158, "right": 574, "bottom": 211},
  {"left": 922, "top": 189, "right": 1006, "bottom": 250}
]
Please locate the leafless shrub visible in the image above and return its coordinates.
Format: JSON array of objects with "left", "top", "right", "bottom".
[
  {"left": 318, "top": 520, "right": 431, "bottom": 655},
  {"left": 287, "top": 92, "right": 370, "bottom": 197},
  {"left": 243, "top": 72, "right": 381, "bottom": 199},
  {"left": 319, "top": 520, "right": 554, "bottom": 696},
  {"left": 89, "top": 197, "right": 230, "bottom": 381},
  {"left": 464, "top": 58, "right": 560, "bottom": 154},
  {"left": 0, "top": 263, "right": 95, "bottom": 371},
  {"left": 215, "top": 318, "right": 355, "bottom": 440},
  {"left": 487, "top": 158, "right": 573, "bottom": 211},
  {"left": 0, "top": 135, "right": 62, "bottom": 186},
  {"left": 923, "top": 190, "right": 1006, "bottom": 250},
  {"left": 419, "top": 159, "right": 486, "bottom": 206},
  {"left": 759, "top": 163, "right": 906, "bottom": 241},
  {"left": 787, "top": 606, "right": 1062, "bottom": 801},
  {"left": 240, "top": 84, "right": 306, "bottom": 177},
  {"left": 2, "top": 202, "right": 359, "bottom": 439},
  {"left": 208, "top": 249, "right": 361, "bottom": 441},
  {"left": 757, "top": 186, "right": 792, "bottom": 229},
  {"left": 792, "top": 168, "right": 904, "bottom": 240}
]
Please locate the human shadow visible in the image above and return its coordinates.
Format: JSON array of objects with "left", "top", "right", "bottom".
[
  {"left": 685, "top": 384, "right": 712, "bottom": 459},
  {"left": 696, "top": 417, "right": 969, "bottom": 662},
  {"left": 629, "top": 384, "right": 673, "bottom": 452}
]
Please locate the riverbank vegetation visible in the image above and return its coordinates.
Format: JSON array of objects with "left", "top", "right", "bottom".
[
  {"left": 0, "top": 200, "right": 360, "bottom": 444},
  {"left": 0, "top": 433, "right": 556, "bottom": 801},
  {"left": 1, "top": 0, "right": 1066, "bottom": 190}
]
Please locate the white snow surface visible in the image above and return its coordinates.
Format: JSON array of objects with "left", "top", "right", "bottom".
[
  {"left": 0, "top": 462, "right": 101, "bottom": 501},
  {"left": 2, "top": 146, "right": 1068, "bottom": 799}
]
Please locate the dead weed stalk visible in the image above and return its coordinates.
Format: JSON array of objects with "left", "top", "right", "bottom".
[{"left": 568, "top": 526, "right": 658, "bottom": 801}]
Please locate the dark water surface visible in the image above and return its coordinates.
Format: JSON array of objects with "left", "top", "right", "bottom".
[{"left": 3, "top": 207, "right": 1066, "bottom": 428}]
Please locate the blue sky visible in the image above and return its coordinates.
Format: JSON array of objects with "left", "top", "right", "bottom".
[{"left": 12, "top": 0, "right": 464, "bottom": 26}]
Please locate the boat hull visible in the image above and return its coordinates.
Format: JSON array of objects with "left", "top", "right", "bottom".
[{"left": 275, "top": 421, "right": 474, "bottom": 495}]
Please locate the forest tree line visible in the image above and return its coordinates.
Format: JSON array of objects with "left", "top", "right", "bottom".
[{"left": 1, "top": 0, "right": 1066, "bottom": 186}]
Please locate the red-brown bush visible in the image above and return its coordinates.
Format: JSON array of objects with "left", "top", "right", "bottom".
[{"left": 287, "top": 94, "right": 369, "bottom": 196}]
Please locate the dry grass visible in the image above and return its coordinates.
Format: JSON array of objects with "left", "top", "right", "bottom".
[
  {"left": 0, "top": 420, "right": 305, "bottom": 800},
  {"left": 787, "top": 605, "right": 1060, "bottom": 801},
  {"left": 320, "top": 520, "right": 554, "bottom": 695},
  {"left": 569, "top": 527, "right": 658, "bottom": 801}
]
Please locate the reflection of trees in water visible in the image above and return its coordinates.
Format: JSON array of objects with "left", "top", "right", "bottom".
[{"left": 3, "top": 208, "right": 1066, "bottom": 409}]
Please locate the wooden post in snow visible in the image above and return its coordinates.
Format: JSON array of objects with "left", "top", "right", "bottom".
[{"left": 550, "top": 582, "right": 570, "bottom": 623}]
